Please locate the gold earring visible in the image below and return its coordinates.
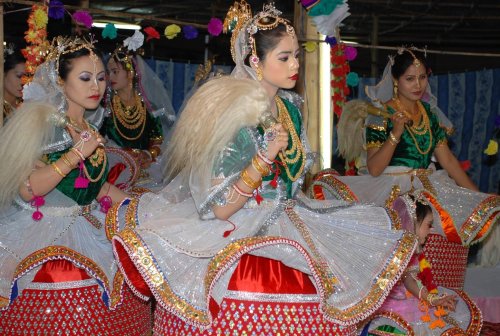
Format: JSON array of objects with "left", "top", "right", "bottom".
[
  {"left": 256, "top": 66, "right": 263, "bottom": 81},
  {"left": 393, "top": 82, "right": 398, "bottom": 97}
]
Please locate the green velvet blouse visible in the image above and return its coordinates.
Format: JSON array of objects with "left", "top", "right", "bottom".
[
  {"left": 46, "top": 149, "right": 108, "bottom": 206},
  {"left": 366, "top": 101, "right": 447, "bottom": 169},
  {"left": 101, "top": 108, "right": 163, "bottom": 150}
]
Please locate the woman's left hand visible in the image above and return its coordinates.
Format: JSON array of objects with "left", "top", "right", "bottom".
[{"left": 433, "top": 294, "right": 458, "bottom": 311}]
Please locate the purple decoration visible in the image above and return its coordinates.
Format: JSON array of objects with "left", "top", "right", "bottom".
[
  {"left": 73, "top": 10, "right": 93, "bottom": 29},
  {"left": 344, "top": 46, "right": 358, "bottom": 61},
  {"left": 183, "top": 25, "right": 199, "bottom": 40},
  {"left": 207, "top": 18, "right": 223, "bottom": 37},
  {"left": 48, "top": 0, "right": 65, "bottom": 20},
  {"left": 325, "top": 36, "right": 337, "bottom": 46}
]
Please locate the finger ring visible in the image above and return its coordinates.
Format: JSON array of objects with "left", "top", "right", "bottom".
[
  {"left": 80, "top": 130, "right": 91, "bottom": 142},
  {"left": 265, "top": 129, "right": 277, "bottom": 142}
]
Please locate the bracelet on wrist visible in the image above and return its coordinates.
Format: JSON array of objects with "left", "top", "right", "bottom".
[
  {"left": 388, "top": 131, "right": 400, "bottom": 144},
  {"left": 252, "top": 156, "right": 270, "bottom": 176},
  {"left": 240, "top": 168, "right": 262, "bottom": 190},
  {"left": 51, "top": 162, "right": 66, "bottom": 178}
]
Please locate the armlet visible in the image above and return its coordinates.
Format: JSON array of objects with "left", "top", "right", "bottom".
[{"left": 366, "top": 141, "right": 384, "bottom": 149}]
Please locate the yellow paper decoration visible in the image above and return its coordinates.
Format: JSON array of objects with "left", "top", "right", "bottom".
[
  {"left": 164, "top": 24, "right": 181, "bottom": 40},
  {"left": 484, "top": 139, "right": 498, "bottom": 155},
  {"left": 34, "top": 8, "right": 48, "bottom": 29},
  {"left": 302, "top": 41, "right": 317, "bottom": 53}
]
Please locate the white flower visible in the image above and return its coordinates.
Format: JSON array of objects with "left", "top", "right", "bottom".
[{"left": 124, "top": 30, "right": 144, "bottom": 51}]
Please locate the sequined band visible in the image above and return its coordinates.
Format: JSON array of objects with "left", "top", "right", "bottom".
[
  {"left": 109, "top": 271, "right": 127, "bottom": 309},
  {"left": 321, "top": 232, "right": 417, "bottom": 325},
  {"left": 113, "top": 229, "right": 211, "bottom": 327},
  {"left": 13, "top": 246, "right": 111, "bottom": 301},
  {"left": 125, "top": 197, "right": 141, "bottom": 229},
  {"left": 82, "top": 204, "right": 102, "bottom": 229},
  {"left": 309, "top": 175, "right": 358, "bottom": 203},
  {"left": 459, "top": 195, "right": 500, "bottom": 245},
  {"left": 105, "top": 200, "right": 122, "bottom": 241},
  {"left": 456, "top": 290, "right": 482, "bottom": 335},
  {"left": 26, "top": 279, "right": 97, "bottom": 290},
  {"left": 366, "top": 311, "right": 415, "bottom": 336},
  {"left": 0, "top": 296, "right": 10, "bottom": 309},
  {"left": 285, "top": 208, "right": 338, "bottom": 298},
  {"left": 385, "top": 185, "right": 402, "bottom": 230},
  {"left": 225, "top": 290, "right": 319, "bottom": 303}
]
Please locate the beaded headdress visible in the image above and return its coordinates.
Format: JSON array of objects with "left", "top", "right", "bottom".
[
  {"left": 224, "top": 1, "right": 295, "bottom": 80},
  {"left": 44, "top": 36, "right": 98, "bottom": 78},
  {"left": 398, "top": 190, "right": 431, "bottom": 232},
  {"left": 109, "top": 45, "right": 135, "bottom": 72},
  {"left": 396, "top": 46, "right": 425, "bottom": 68}
]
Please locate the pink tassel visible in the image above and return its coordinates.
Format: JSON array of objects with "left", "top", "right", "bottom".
[
  {"left": 74, "top": 161, "right": 89, "bottom": 189},
  {"left": 31, "top": 195, "right": 45, "bottom": 221}
]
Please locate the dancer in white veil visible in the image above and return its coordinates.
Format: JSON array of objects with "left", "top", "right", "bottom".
[
  {"left": 110, "top": 1, "right": 417, "bottom": 334},
  {"left": 102, "top": 43, "right": 176, "bottom": 188},
  {"left": 329, "top": 48, "right": 499, "bottom": 263},
  {"left": 0, "top": 36, "right": 151, "bottom": 334}
]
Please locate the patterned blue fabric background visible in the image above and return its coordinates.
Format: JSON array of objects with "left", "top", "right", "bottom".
[
  {"left": 357, "top": 69, "right": 500, "bottom": 193},
  {"left": 144, "top": 59, "right": 499, "bottom": 193}
]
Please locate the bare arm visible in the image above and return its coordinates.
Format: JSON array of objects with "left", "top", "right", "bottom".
[
  {"left": 403, "top": 272, "right": 457, "bottom": 311},
  {"left": 434, "top": 144, "right": 479, "bottom": 191},
  {"left": 367, "top": 109, "right": 410, "bottom": 176}
]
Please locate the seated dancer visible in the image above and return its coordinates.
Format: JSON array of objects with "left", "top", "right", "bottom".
[
  {"left": 3, "top": 44, "right": 26, "bottom": 122},
  {"left": 0, "top": 36, "right": 151, "bottom": 335},
  {"left": 102, "top": 42, "right": 175, "bottom": 185},
  {"left": 360, "top": 191, "right": 482, "bottom": 336},
  {"left": 328, "top": 48, "right": 499, "bottom": 258},
  {"left": 110, "top": 2, "right": 417, "bottom": 335}
]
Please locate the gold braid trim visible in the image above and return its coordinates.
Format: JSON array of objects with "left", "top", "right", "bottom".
[
  {"left": 366, "top": 141, "right": 384, "bottom": 149},
  {"left": 0, "top": 296, "right": 9, "bottom": 309},
  {"left": 109, "top": 271, "right": 126, "bottom": 309},
  {"left": 385, "top": 185, "right": 402, "bottom": 230}
]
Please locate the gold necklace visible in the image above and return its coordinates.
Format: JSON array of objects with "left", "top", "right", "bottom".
[
  {"left": 393, "top": 98, "right": 429, "bottom": 135},
  {"left": 3, "top": 100, "right": 14, "bottom": 118},
  {"left": 82, "top": 121, "right": 107, "bottom": 181},
  {"left": 111, "top": 93, "right": 147, "bottom": 141},
  {"left": 275, "top": 96, "right": 306, "bottom": 182}
]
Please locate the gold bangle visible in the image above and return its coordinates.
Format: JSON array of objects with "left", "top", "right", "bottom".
[
  {"left": 426, "top": 293, "right": 438, "bottom": 306},
  {"left": 51, "top": 162, "right": 66, "bottom": 177},
  {"left": 61, "top": 153, "right": 77, "bottom": 170},
  {"left": 240, "top": 168, "right": 262, "bottom": 190},
  {"left": 389, "top": 131, "right": 400, "bottom": 144},
  {"left": 387, "top": 138, "right": 398, "bottom": 146},
  {"left": 252, "top": 156, "right": 270, "bottom": 176}
]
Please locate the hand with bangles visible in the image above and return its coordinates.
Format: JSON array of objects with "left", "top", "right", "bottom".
[
  {"left": 264, "top": 123, "right": 289, "bottom": 161},
  {"left": 428, "top": 293, "right": 458, "bottom": 311},
  {"left": 390, "top": 110, "right": 410, "bottom": 139},
  {"left": 67, "top": 126, "right": 105, "bottom": 160}
]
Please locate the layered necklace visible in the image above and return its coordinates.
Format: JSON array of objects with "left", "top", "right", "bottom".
[
  {"left": 3, "top": 100, "right": 15, "bottom": 118},
  {"left": 275, "top": 96, "right": 306, "bottom": 182},
  {"left": 111, "top": 92, "right": 147, "bottom": 141},
  {"left": 393, "top": 98, "right": 433, "bottom": 155}
]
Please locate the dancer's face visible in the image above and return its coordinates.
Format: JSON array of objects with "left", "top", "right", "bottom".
[
  {"left": 259, "top": 34, "right": 300, "bottom": 90},
  {"left": 63, "top": 55, "right": 106, "bottom": 111},
  {"left": 395, "top": 63, "right": 428, "bottom": 102},
  {"left": 4, "top": 62, "right": 26, "bottom": 100},
  {"left": 107, "top": 58, "right": 131, "bottom": 92},
  {"left": 416, "top": 212, "right": 433, "bottom": 248}
]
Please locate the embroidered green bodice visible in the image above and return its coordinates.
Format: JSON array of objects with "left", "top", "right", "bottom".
[
  {"left": 46, "top": 148, "right": 108, "bottom": 205},
  {"left": 366, "top": 101, "right": 447, "bottom": 169}
]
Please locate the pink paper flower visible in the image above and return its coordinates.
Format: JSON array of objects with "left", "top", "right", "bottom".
[
  {"left": 73, "top": 10, "right": 93, "bottom": 29},
  {"left": 344, "top": 46, "right": 358, "bottom": 61},
  {"left": 207, "top": 18, "right": 223, "bottom": 36}
]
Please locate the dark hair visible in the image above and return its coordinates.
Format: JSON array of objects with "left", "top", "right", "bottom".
[
  {"left": 415, "top": 199, "right": 432, "bottom": 226},
  {"left": 58, "top": 47, "right": 104, "bottom": 80},
  {"left": 4, "top": 49, "right": 25, "bottom": 73},
  {"left": 391, "top": 49, "right": 428, "bottom": 79},
  {"left": 245, "top": 22, "right": 291, "bottom": 65}
]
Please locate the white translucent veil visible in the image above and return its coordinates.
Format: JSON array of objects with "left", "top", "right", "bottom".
[
  {"left": 230, "top": 20, "right": 257, "bottom": 81},
  {"left": 133, "top": 55, "right": 176, "bottom": 127}
]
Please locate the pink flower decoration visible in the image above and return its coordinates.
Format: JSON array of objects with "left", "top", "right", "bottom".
[
  {"left": 344, "top": 46, "right": 358, "bottom": 61},
  {"left": 73, "top": 10, "right": 93, "bottom": 29},
  {"left": 207, "top": 18, "right": 223, "bottom": 37}
]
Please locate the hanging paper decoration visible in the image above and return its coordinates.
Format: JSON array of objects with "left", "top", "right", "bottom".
[
  {"left": 484, "top": 116, "right": 500, "bottom": 158},
  {"left": 207, "top": 18, "right": 223, "bottom": 36},
  {"left": 22, "top": 5, "right": 50, "bottom": 79},
  {"left": 300, "top": 0, "right": 350, "bottom": 36},
  {"left": 144, "top": 26, "right": 160, "bottom": 42},
  {"left": 164, "top": 24, "right": 181, "bottom": 39},
  {"left": 72, "top": 10, "right": 93, "bottom": 29},
  {"left": 302, "top": 41, "right": 317, "bottom": 53},
  {"left": 325, "top": 36, "right": 337, "bottom": 46},
  {"left": 346, "top": 71, "right": 359, "bottom": 87},
  {"left": 344, "top": 45, "right": 357, "bottom": 61},
  {"left": 33, "top": 6, "right": 49, "bottom": 29},
  {"left": 183, "top": 25, "right": 199, "bottom": 40},
  {"left": 102, "top": 23, "right": 117, "bottom": 40},
  {"left": 124, "top": 30, "right": 144, "bottom": 51},
  {"left": 48, "top": 0, "right": 65, "bottom": 20},
  {"left": 330, "top": 43, "right": 350, "bottom": 117}
]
